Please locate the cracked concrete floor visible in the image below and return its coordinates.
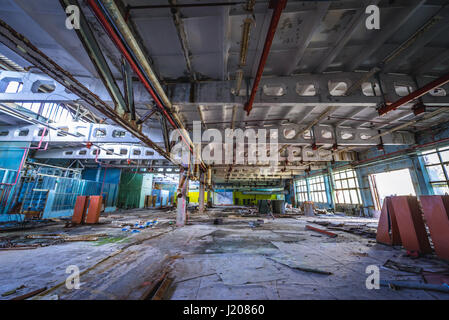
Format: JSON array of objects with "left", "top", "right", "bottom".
[{"left": 1, "top": 208, "right": 448, "bottom": 300}]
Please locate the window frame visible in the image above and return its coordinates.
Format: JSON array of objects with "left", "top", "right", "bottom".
[{"left": 333, "top": 169, "right": 362, "bottom": 205}]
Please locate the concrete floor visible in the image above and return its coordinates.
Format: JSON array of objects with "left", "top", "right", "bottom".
[{"left": 1, "top": 207, "right": 448, "bottom": 300}]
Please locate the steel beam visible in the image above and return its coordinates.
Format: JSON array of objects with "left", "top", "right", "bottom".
[
  {"left": 169, "top": 73, "right": 449, "bottom": 107},
  {"left": 174, "top": 124, "right": 415, "bottom": 146},
  {"left": 3, "top": 71, "right": 449, "bottom": 109},
  {"left": 281, "top": 2, "right": 329, "bottom": 75},
  {"left": 378, "top": 72, "right": 449, "bottom": 115},
  {"left": 415, "top": 48, "right": 449, "bottom": 75},
  {"left": 315, "top": 0, "right": 380, "bottom": 73},
  {"left": 122, "top": 58, "right": 136, "bottom": 120},
  {"left": 33, "top": 144, "right": 165, "bottom": 160},
  {"left": 347, "top": 0, "right": 425, "bottom": 71},
  {"left": 60, "top": 0, "right": 129, "bottom": 116},
  {"left": 169, "top": 0, "right": 196, "bottom": 81},
  {"left": 244, "top": 0, "right": 287, "bottom": 115},
  {"left": 382, "top": 12, "right": 449, "bottom": 73},
  {"left": 0, "top": 18, "right": 173, "bottom": 162},
  {"left": 0, "top": 122, "right": 163, "bottom": 144}
]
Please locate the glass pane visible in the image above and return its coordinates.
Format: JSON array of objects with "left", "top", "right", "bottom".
[
  {"left": 343, "top": 190, "right": 350, "bottom": 204},
  {"left": 441, "top": 150, "right": 449, "bottom": 163},
  {"left": 336, "top": 191, "right": 343, "bottom": 204},
  {"left": 335, "top": 180, "right": 342, "bottom": 189},
  {"left": 423, "top": 153, "right": 440, "bottom": 165},
  {"left": 342, "top": 180, "right": 348, "bottom": 188},
  {"left": 346, "top": 170, "right": 354, "bottom": 177},
  {"left": 350, "top": 190, "right": 359, "bottom": 204},
  {"left": 432, "top": 183, "right": 449, "bottom": 195},
  {"left": 427, "top": 165, "right": 446, "bottom": 181},
  {"left": 348, "top": 179, "right": 356, "bottom": 188}
]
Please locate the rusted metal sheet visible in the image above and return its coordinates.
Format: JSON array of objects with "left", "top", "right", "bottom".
[
  {"left": 420, "top": 195, "right": 449, "bottom": 261},
  {"left": 390, "top": 196, "right": 431, "bottom": 254},
  {"left": 376, "top": 197, "right": 402, "bottom": 245},
  {"left": 305, "top": 225, "right": 337, "bottom": 238},
  {"left": 72, "top": 196, "right": 88, "bottom": 224},
  {"left": 85, "top": 196, "right": 103, "bottom": 224}
]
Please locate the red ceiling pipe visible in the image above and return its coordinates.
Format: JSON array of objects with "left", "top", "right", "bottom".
[
  {"left": 378, "top": 72, "right": 449, "bottom": 116},
  {"left": 87, "top": 0, "right": 193, "bottom": 154},
  {"left": 244, "top": 0, "right": 287, "bottom": 116}
]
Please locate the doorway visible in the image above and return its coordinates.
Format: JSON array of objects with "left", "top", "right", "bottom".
[{"left": 369, "top": 168, "right": 416, "bottom": 211}]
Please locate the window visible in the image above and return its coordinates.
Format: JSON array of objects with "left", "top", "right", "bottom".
[
  {"left": 308, "top": 175, "right": 327, "bottom": 203},
  {"left": 15, "top": 102, "right": 75, "bottom": 122},
  {"left": 333, "top": 169, "right": 362, "bottom": 204},
  {"left": 421, "top": 147, "right": 449, "bottom": 195},
  {"left": 4, "top": 81, "right": 23, "bottom": 93},
  {"left": 295, "top": 179, "right": 308, "bottom": 202}
]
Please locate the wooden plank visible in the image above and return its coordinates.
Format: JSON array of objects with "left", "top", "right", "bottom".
[{"left": 10, "top": 287, "right": 47, "bottom": 300}]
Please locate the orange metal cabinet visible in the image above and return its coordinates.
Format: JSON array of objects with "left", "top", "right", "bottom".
[
  {"left": 85, "top": 196, "right": 103, "bottom": 224},
  {"left": 72, "top": 196, "right": 88, "bottom": 224}
]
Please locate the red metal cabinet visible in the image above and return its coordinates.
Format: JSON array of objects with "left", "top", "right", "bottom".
[
  {"left": 85, "top": 195, "right": 103, "bottom": 224},
  {"left": 72, "top": 196, "right": 88, "bottom": 224},
  {"left": 420, "top": 195, "right": 449, "bottom": 261},
  {"left": 390, "top": 196, "right": 431, "bottom": 254}
]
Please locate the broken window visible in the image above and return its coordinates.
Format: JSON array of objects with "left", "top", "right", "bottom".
[
  {"left": 333, "top": 169, "right": 362, "bottom": 204},
  {"left": 421, "top": 147, "right": 449, "bottom": 195},
  {"left": 295, "top": 179, "right": 308, "bottom": 202},
  {"left": 307, "top": 175, "right": 328, "bottom": 203}
]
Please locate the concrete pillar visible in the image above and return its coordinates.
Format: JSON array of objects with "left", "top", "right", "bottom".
[
  {"left": 327, "top": 164, "right": 337, "bottom": 211},
  {"left": 176, "top": 172, "right": 188, "bottom": 226},
  {"left": 199, "top": 173, "right": 205, "bottom": 213}
]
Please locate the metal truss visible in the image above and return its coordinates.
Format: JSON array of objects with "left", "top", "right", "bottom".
[
  {"left": 0, "top": 122, "right": 163, "bottom": 144},
  {"left": 3, "top": 71, "right": 448, "bottom": 110},
  {"left": 182, "top": 124, "right": 415, "bottom": 146},
  {"left": 168, "top": 72, "right": 449, "bottom": 107},
  {"left": 0, "top": 20, "right": 173, "bottom": 163},
  {"left": 33, "top": 144, "right": 165, "bottom": 160},
  {"left": 30, "top": 142, "right": 355, "bottom": 165}
]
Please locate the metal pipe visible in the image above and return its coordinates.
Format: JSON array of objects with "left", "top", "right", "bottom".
[
  {"left": 99, "top": 0, "right": 172, "bottom": 109},
  {"left": 128, "top": 2, "right": 245, "bottom": 10},
  {"left": 60, "top": 0, "right": 129, "bottom": 116},
  {"left": 244, "top": 0, "right": 287, "bottom": 115},
  {"left": 89, "top": 0, "right": 197, "bottom": 160},
  {"left": 371, "top": 108, "right": 448, "bottom": 140},
  {"left": 0, "top": 19, "right": 173, "bottom": 163},
  {"left": 378, "top": 72, "right": 449, "bottom": 115}
]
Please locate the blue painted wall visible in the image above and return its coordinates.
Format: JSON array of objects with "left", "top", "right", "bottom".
[{"left": 82, "top": 167, "right": 121, "bottom": 184}]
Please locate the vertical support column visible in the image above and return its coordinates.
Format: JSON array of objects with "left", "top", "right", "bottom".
[
  {"left": 95, "top": 167, "right": 101, "bottom": 182},
  {"left": 355, "top": 167, "right": 375, "bottom": 217},
  {"left": 411, "top": 155, "right": 433, "bottom": 195},
  {"left": 199, "top": 172, "right": 205, "bottom": 214},
  {"left": 326, "top": 164, "right": 336, "bottom": 211},
  {"left": 176, "top": 170, "right": 188, "bottom": 226}
]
